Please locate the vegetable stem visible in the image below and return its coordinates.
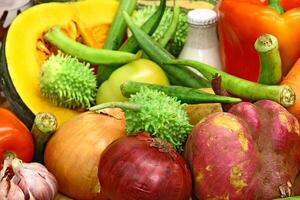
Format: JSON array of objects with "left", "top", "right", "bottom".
[
  {"left": 268, "top": 0, "right": 284, "bottom": 14},
  {"left": 31, "top": 112, "right": 57, "bottom": 163},
  {"left": 121, "top": 81, "right": 242, "bottom": 104},
  {"left": 0, "top": 152, "right": 15, "bottom": 180},
  {"left": 44, "top": 26, "right": 140, "bottom": 65},
  {"left": 89, "top": 102, "right": 141, "bottom": 112},
  {"left": 122, "top": 11, "right": 210, "bottom": 88},
  {"left": 166, "top": 59, "right": 295, "bottom": 107},
  {"left": 255, "top": 34, "right": 282, "bottom": 84},
  {"left": 11, "top": 158, "right": 22, "bottom": 174}
]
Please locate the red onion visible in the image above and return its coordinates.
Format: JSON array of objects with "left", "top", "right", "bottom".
[{"left": 98, "top": 132, "right": 192, "bottom": 200}]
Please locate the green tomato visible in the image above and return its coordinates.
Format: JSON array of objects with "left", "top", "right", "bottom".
[{"left": 96, "top": 59, "right": 170, "bottom": 103}]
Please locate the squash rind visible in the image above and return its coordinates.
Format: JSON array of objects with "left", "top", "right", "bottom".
[
  {"left": 3, "top": 0, "right": 118, "bottom": 127},
  {"left": 0, "top": 42, "right": 35, "bottom": 128}
]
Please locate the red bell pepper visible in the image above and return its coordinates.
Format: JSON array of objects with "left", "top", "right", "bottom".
[
  {"left": 281, "top": 0, "right": 300, "bottom": 10},
  {"left": 218, "top": 0, "right": 300, "bottom": 82},
  {"left": 0, "top": 108, "right": 34, "bottom": 168}
]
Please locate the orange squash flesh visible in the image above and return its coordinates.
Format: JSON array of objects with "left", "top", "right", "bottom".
[{"left": 5, "top": 0, "right": 118, "bottom": 126}]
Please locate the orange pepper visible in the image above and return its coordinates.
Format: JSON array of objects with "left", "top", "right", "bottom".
[
  {"left": 218, "top": 0, "right": 300, "bottom": 82},
  {"left": 0, "top": 108, "right": 34, "bottom": 167}
]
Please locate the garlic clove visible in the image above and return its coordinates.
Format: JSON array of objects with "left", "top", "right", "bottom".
[
  {"left": 11, "top": 158, "right": 58, "bottom": 200},
  {"left": 24, "top": 162, "right": 58, "bottom": 194},
  {"left": 0, "top": 178, "right": 26, "bottom": 200},
  {"left": 0, "top": 179, "right": 9, "bottom": 199}
]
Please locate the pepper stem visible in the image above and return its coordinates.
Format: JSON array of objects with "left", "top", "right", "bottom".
[
  {"left": 89, "top": 102, "right": 141, "bottom": 112},
  {"left": 31, "top": 112, "right": 57, "bottom": 163},
  {"left": 255, "top": 34, "right": 282, "bottom": 85},
  {"left": 268, "top": 0, "right": 284, "bottom": 14}
]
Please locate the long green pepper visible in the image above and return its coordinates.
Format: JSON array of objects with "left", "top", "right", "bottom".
[{"left": 167, "top": 59, "right": 295, "bottom": 107}]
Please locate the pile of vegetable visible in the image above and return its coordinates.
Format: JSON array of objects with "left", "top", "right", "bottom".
[{"left": 2, "top": 0, "right": 300, "bottom": 199}]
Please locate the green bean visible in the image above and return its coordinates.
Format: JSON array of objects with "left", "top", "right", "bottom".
[
  {"left": 122, "top": 11, "right": 210, "bottom": 88},
  {"left": 44, "top": 26, "right": 140, "bottom": 65}
]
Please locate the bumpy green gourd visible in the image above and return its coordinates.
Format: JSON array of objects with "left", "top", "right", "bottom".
[
  {"left": 126, "top": 88, "right": 192, "bottom": 149},
  {"left": 133, "top": 5, "right": 187, "bottom": 57},
  {"left": 40, "top": 52, "right": 97, "bottom": 109},
  {"left": 90, "top": 87, "right": 192, "bottom": 150}
]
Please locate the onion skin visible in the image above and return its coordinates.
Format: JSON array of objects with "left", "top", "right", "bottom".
[
  {"left": 44, "top": 108, "right": 126, "bottom": 200},
  {"left": 98, "top": 132, "right": 192, "bottom": 200}
]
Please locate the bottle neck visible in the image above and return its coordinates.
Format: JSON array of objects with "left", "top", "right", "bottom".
[{"left": 185, "top": 23, "right": 218, "bottom": 49}]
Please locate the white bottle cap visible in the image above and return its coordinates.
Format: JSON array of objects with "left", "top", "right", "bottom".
[{"left": 187, "top": 9, "right": 217, "bottom": 26}]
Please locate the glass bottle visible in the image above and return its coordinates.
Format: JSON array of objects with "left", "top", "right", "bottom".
[{"left": 179, "top": 9, "right": 222, "bottom": 70}]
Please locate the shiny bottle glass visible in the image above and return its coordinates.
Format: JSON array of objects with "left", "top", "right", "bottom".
[{"left": 179, "top": 9, "right": 222, "bottom": 71}]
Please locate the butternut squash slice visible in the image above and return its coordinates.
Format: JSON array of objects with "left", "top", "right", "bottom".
[{"left": 0, "top": 0, "right": 118, "bottom": 127}]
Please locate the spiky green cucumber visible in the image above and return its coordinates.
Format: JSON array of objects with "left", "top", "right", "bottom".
[
  {"left": 40, "top": 52, "right": 97, "bottom": 109},
  {"left": 133, "top": 5, "right": 187, "bottom": 57},
  {"left": 90, "top": 87, "right": 192, "bottom": 151}
]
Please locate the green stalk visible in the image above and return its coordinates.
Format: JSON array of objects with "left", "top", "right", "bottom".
[
  {"left": 89, "top": 102, "right": 141, "bottom": 112},
  {"left": 255, "top": 34, "right": 282, "bottom": 84},
  {"left": 97, "top": 0, "right": 166, "bottom": 85},
  {"left": 166, "top": 59, "right": 295, "bottom": 107},
  {"left": 121, "top": 81, "right": 241, "bottom": 104},
  {"left": 122, "top": 11, "right": 210, "bottom": 88},
  {"left": 103, "top": 0, "right": 137, "bottom": 50},
  {"left": 31, "top": 112, "right": 57, "bottom": 163},
  {"left": 274, "top": 197, "right": 300, "bottom": 200},
  {"left": 269, "top": 0, "right": 284, "bottom": 14},
  {"left": 159, "top": 0, "right": 179, "bottom": 47},
  {"left": 44, "top": 26, "right": 140, "bottom": 65}
]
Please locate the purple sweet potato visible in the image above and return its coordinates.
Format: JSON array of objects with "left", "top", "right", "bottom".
[{"left": 184, "top": 100, "right": 300, "bottom": 200}]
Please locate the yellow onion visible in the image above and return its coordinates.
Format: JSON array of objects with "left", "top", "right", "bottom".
[{"left": 44, "top": 109, "right": 126, "bottom": 200}]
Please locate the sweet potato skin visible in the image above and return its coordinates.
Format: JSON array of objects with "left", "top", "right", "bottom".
[{"left": 185, "top": 100, "right": 300, "bottom": 200}]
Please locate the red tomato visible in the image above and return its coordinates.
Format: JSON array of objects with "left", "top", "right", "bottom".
[{"left": 0, "top": 108, "right": 34, "bottom": 167}]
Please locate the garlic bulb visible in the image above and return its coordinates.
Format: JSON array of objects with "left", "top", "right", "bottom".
[
  {"left": 0, "top": 158, "right": 58, "bottom": 200},
  {"left": 0, "top": 179, "right": 26, "bottom": 200}
]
